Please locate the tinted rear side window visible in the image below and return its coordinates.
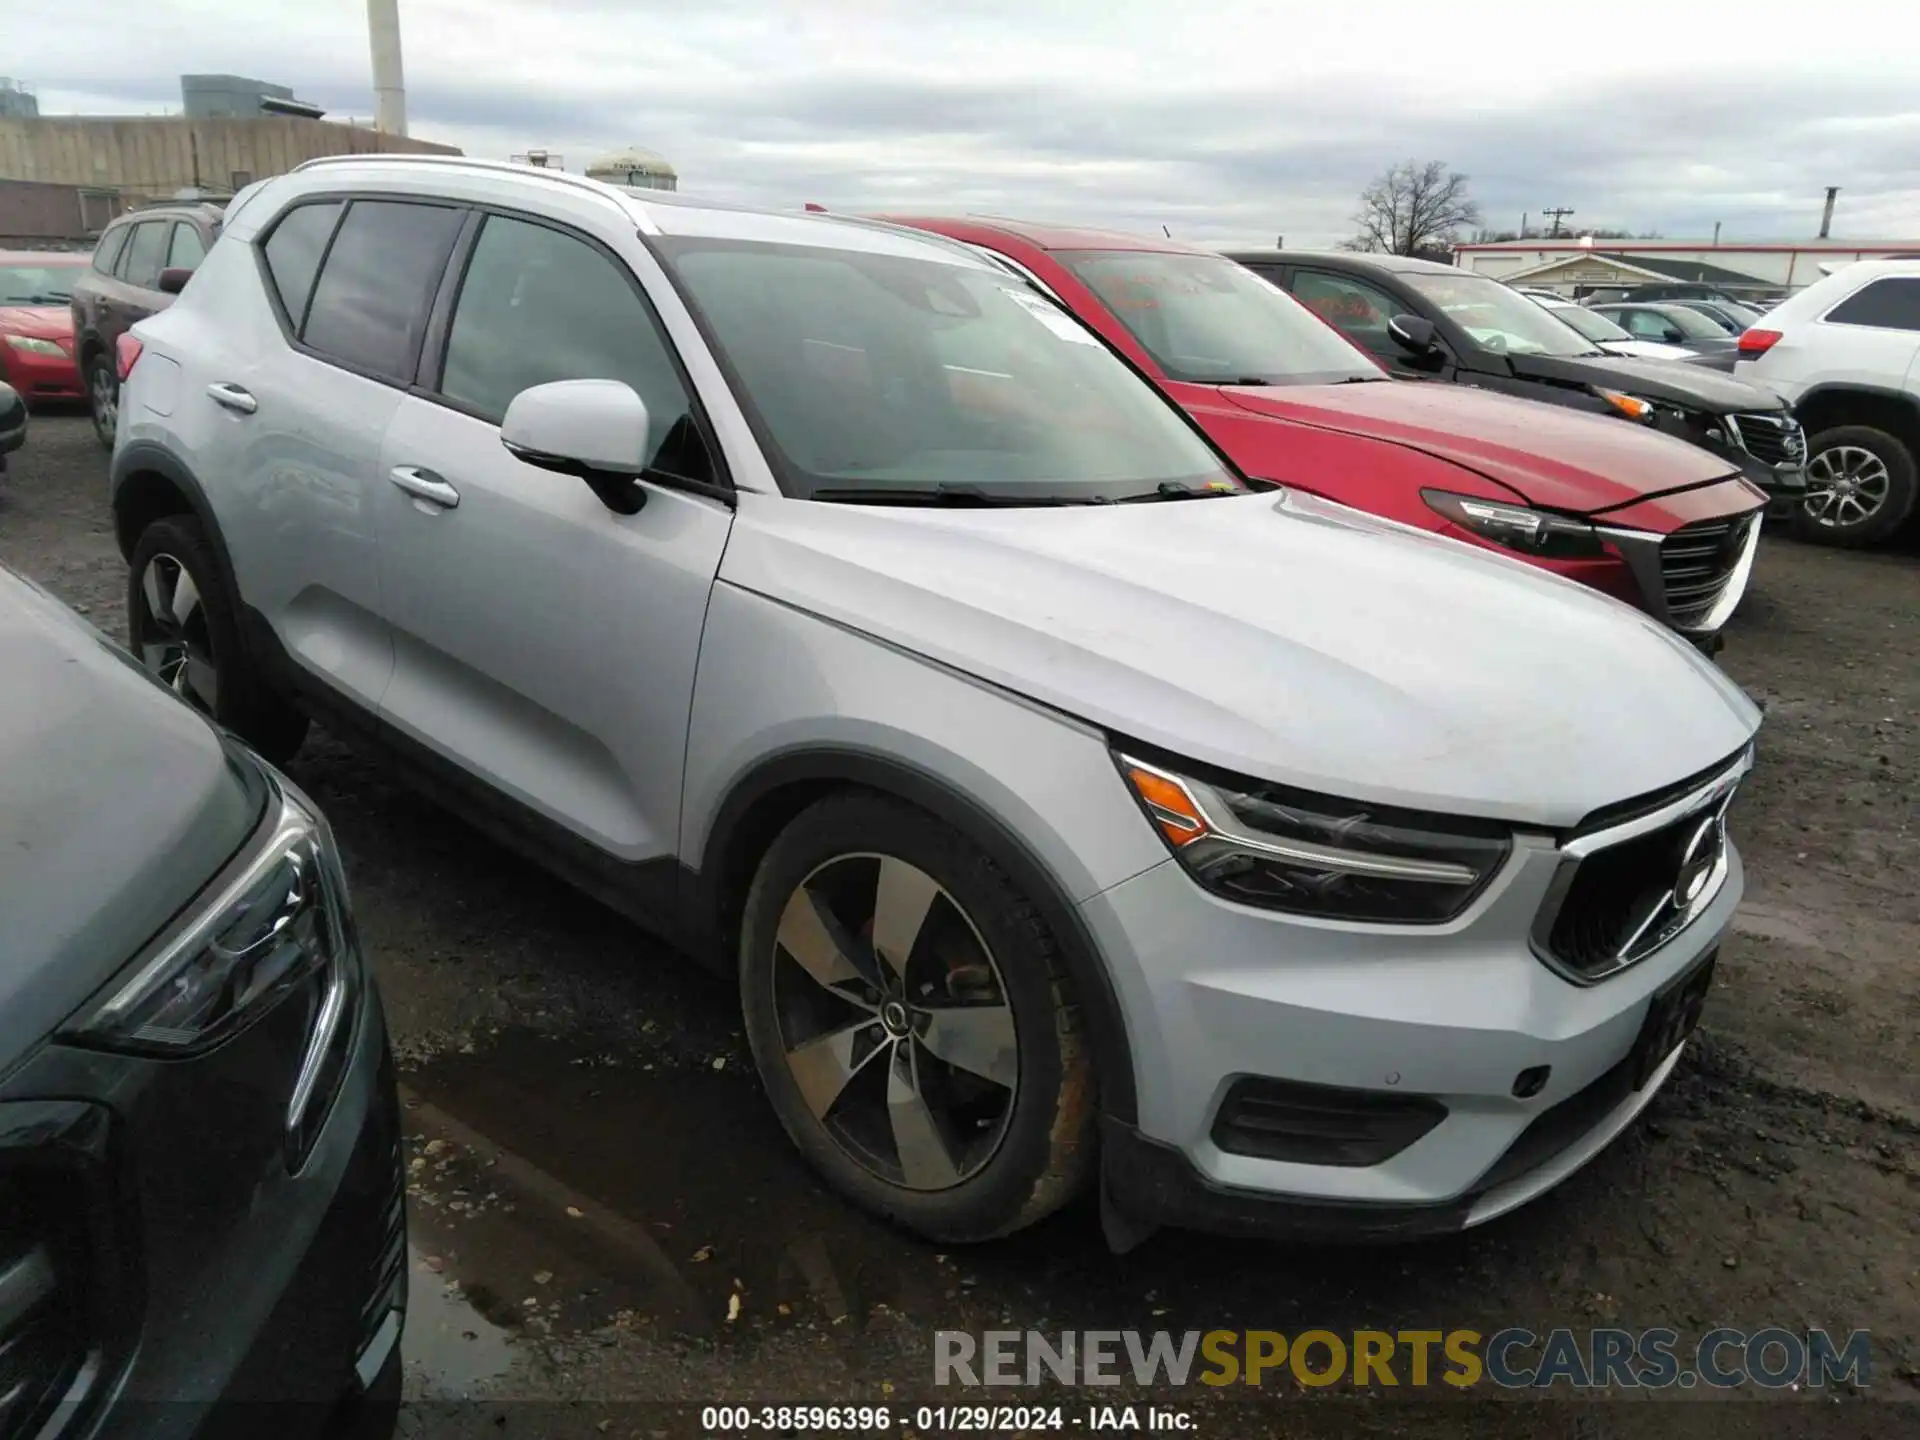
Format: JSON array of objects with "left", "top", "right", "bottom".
[
  {"left": 121, "top": 222, "right": 170, "bottom": 289},
  {"left": 1825, "top": 277, "right": 1920, "bottom": 332},
  {"left": 92, "top": 225, "right": 130, "bottom": 275},
  {"left": 301, "top": 200, "right": 465, "bottom": 381},
  {"left": 262, "top": 201, "right": 343, "bottom": 328}
]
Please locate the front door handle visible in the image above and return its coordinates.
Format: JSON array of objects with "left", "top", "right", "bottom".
[
  {"left": 206, "top": 382, "right": 257, "bottom": 414},
  {"left": 389, "top": 465, "right": 460, "bottom": 509}
]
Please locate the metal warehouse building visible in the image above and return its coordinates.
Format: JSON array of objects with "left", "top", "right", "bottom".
[{"left": 1453, "top": 238, "right": 1920, "bottom": 299}]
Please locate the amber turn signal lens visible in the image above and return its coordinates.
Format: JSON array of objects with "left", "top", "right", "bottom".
[{"left": 1124, "top": 765, "right": 1211, "bottom": 847}]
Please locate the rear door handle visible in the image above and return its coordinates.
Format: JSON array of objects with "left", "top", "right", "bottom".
[
  {"left": 206, "top": 382, "right": 257, "bottom": 414},
  {"left": 389, "top": 465, "right": 460, "bottom": 509}
]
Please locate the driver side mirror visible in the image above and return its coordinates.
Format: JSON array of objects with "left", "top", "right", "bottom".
[
  {"left": 157, "top": 266, "right": 193, "bottom": 295},
  {"left": 502, "top": 379, "right": 653, "bottom": 515},
  {"left": 1663, "top": 328, "right": 1687, "bottom": 345},
  {"left": 1387, "top": 314, "right": 1438, "bottom": 355}
]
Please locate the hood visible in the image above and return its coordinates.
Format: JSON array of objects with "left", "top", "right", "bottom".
[
  {"left": 721, "top": 490, "right": 1760, "bottom": 829},
  {"left": 1601, "top": 339, "right": 1696, "bottom": 361},
  {"left": 1507, "top": 350, "right": 1787, "bottom": 411},
  {"left": 1217, "top": 379, "right": 1734, "bottom": 514},
  {"left": 0, "top": 567, "right": 264, "bottom": 1072},
  {"left": 0, "top": 306, "right": 74, "bottom": 342}
]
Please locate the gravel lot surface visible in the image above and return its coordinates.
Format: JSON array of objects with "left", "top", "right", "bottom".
[{"left": 4, "top": 414, "right": 1915, "bottom": 1438}]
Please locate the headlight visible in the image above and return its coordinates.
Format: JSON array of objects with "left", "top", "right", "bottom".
[
  {"left": 1117, "top": 754, "right": 1511, "bottom": 923},
  {"left": 1420, "top": 489, "right": 1606, "bottom": 559},
  {"left": 1595, "top": 388, "right": 1655, "bottom": 421},
  {"left": 4, "top": 335, "right": 65, "bottom": 357},
  {"left": 65, "top": 776, "right": 361, "bottom": 1165}
]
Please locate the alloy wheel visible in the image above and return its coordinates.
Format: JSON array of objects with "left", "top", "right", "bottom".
[
  {"left": 133, "top": 553, "right": 219, "bottom": 714},
  {"left": 769, "top": 853, "right": 1019, "bottom": 1191},
  {"left": 1803, "top": 444, "right": 1892, "bottom": 530},
  {"left": 90, "top": 362, "right": 118, "bottom": 445}
]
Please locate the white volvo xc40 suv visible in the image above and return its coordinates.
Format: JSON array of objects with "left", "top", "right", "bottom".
[{"left": 110, "top": 155, "right": 1761, "bottom": 1246}]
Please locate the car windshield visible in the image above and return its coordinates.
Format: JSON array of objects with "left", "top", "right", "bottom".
[
  {"left": 1544, "top": 303, "right": 1633, "bottom": 343},
  {"left": 1641, "top": 306, "right": 1728, "bottom": 340},
  {"left": 659, "top": 238, "right": 1246, "bottom": 504},
  {"left": 0, "top": 263, "right": 82, "bottom": 305},
  {"left": 1058, "top": 250, "right": 1383, "bottom": 386},
  {"left": 1403, "top": 273, "right": 1603, "bottom": 357}
]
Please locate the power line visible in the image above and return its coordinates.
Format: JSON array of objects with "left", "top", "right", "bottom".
[{"left": 1542, "top": 206, "right": 1576, "bottom": 238}]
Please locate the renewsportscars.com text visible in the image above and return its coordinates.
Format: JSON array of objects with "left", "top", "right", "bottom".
[{"left": 934, "top": 1328, "right": 1873, "bottom": 1391}]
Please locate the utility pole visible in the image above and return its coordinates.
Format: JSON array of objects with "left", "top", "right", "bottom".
[
  {"left": 1542, "top": 207, "right": 1575, "bottom": 238},
  {"left": 1819, "top": 186, "right": 1839, "bottom": 239},
  {"left": 1712, "top": 220, "right": 1722, "bottom": 246}
]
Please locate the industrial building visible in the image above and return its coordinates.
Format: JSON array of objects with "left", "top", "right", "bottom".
[
  {"left": 0, "top": 68, "right": 458, "bottom": 245},
  {"left": 1453, "top": 237, "right": 1920, "bottom": 298}
]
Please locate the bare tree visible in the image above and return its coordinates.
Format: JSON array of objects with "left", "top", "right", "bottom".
[{"left": 1348, "top": 160, "right": 1482, "bottom": 257}]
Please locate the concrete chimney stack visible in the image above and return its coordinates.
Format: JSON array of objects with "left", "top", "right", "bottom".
[
  {"left": 368, "top": 0, "right": 408, "bottom": 136},
  {"left": 1819, "top": 186, "right": 1839, "bottom": 239}
]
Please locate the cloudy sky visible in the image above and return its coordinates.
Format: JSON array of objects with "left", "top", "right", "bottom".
[{"left": 12, "top": 0, "right": 1920, "bottom": 246}]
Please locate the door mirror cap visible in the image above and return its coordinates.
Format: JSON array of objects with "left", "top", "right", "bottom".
[
  {"left": 157, "top": 266, "right": 193, "bottom": 295},
  {"left": 1387, "top": 314, "right": 1438, "bottom": 354},
  {"left": 502, "top": 379, "right": 651, "bottom": 477}
]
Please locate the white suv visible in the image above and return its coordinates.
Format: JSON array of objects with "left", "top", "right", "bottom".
[
  {"left": 1734, "top": 259, "right": 1920, "bottom": 546},
  {"left": 109, "top": 156, "right": 1760, "bottom": 1248}
]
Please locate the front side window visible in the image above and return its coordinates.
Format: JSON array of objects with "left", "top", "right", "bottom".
[
  {"left": 1401, "top": 272, "right": 1602, "bottom": 357},
  {"left": 439, "top": 214, "right": 702, "bottom": 475},
  {"left": 1825, "top": 277, "right": 1920, "bottom": 332},
  {"left": 120, "top": 222, "right": 170, "bottom": 289},
  {"left": 1061, "top": 251, "right": 1381, "bottom": 385},
  {"left": 1289, "top": 270, "right": 1407, "bottom": 357},
  {"left": 660, "top": 239, "right": 1241, "bottom": 503},
  {"left": 301, "top": 200, "right": 465, "bottom": 380},
  {"left": 166, "top": 222, "right": 207, "bottom": 272}
]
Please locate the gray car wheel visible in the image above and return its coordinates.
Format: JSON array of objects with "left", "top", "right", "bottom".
[
  {"left": 87, "top": 354, "right": 118, "bottom": 451},
  {"left": 740, "top": 793, "right": 1094, "bottom": 1242},
  {"left": 1794, "top": 425, "right": 1917, "bottom": 548}
]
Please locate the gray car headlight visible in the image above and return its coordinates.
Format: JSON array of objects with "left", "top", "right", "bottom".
[
  {"left": 1420, "top": 490, "right": 1607, "bottom": 560},
  {"left": 1117, "top": 754, "right": 1511, "bottom": 924}
]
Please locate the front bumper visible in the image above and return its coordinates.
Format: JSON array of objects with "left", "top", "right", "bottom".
[
  {"left": 1086, "top": 807, "right": 1743, "bottom": 1244},
  {"left": 1, "top": 344, "right": 85, "bottom": 402},
  {"left": 0, "top": 947, "right": 404, "bottom": 1439}
]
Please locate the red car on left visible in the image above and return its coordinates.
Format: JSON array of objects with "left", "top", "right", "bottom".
[{"left": 0, "top": 250, "right": 89, "bottom": 403}]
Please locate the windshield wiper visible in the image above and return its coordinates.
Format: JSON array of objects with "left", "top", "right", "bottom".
[
  {"left": 810, "top": 484, "right": 1101, "bottom": 508},
  {"left": 1113, "top": 480, "right": 1238, "bottom": 503}
]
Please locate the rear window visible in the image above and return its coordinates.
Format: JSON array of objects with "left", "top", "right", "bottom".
[
  {"left": 92, "top": 225, "right": 130, "bottom": 275},
  {"left": 261, "top": 201, "right": 343, "bottom": 328},
  {"left": 298, "top": 200, "right": 464, "bottom": 380},
  {"left": 1824, "top": 277, "right": 1920, "bottom": 332}
]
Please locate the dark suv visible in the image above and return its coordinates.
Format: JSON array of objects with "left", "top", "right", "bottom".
[
  {"left": 69, "top": 203, "right": 223, "bottom": 448},
  {"left": 1228, "top": 249, "right": 1809, "bottom": 510},
  {"left": 0, "top": 560, "right": 403, "bottom": 1436}
]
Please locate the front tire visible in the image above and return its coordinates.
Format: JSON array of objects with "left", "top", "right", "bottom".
[
  {"left": 127, "top": 515, "right": 310, "bottom": 761},
  {"left": 86, "top": 353, "right": 118, "bottom": 451},
  {"left": 1794, "top": 425, "right": 1917, "bottom": 547},
  {"left": 739, "top": 793, "right": 1095, "bottom": 1242}
]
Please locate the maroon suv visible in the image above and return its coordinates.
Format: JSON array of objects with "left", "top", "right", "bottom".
[{"left": 68, "top": 202, "right": 222, "bottom": 447}]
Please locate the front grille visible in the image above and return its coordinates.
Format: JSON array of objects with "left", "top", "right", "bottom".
[
  {"left": 1212, "top": 1076, "right": 1447, "bottom": 1167},
  {"left": 1543, "top": 809, "right": 1722, "bottom": 980},
  {"left": 1728, "top": 412, "right": 1806, "bottom": 468},
  {"left": 0, "top": 1181, "right": 87, "bottom": 1440},
  {"left": 360, "top": 1135, "right": 407, "bottom": 1345},
  {"left": 1659, "top": 515, "right": 1754, "bottom": 629}
]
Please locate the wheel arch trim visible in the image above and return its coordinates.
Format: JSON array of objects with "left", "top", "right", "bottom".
[{"left": 696, "top": 744, "right": 1140, "bottom": 1124}]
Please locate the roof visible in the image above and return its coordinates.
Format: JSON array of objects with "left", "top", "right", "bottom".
[
  {"left": 1500, "top": 253, "right": 1678, "bottom": 285},
  {"left": 876, "top": 214, "right": 1209, "bottom": 254},
  {"left": 1221, "top": 248, "right": 1457, "bottom": 274},
  {"left": 1591, "top": 252, "right": 1774, "bottom": 286},
  {"left": 1456, "top": 238, "right": 1920, "bottom": 254},
  {"left": 0, "top": 250, "right": 88, "bottom": 264}
]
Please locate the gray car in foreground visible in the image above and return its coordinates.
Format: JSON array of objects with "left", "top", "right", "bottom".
[
  {"left": 0, "top": 564, "right": 402, "bottom": 1436},
  {"left": 112, "top": 155, "right": 1761, "bottom": 1248}
]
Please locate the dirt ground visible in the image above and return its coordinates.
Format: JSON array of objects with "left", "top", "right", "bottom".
[{"left": 3, "top": 414, "right": 1915, "bottom": 1439}]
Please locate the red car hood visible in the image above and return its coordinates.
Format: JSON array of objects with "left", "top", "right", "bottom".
[
  {"left": 0, "top": 306, "right": 73, "bottom": 342},
  {"left": 1220, "top": 380, "right": 1737, "bottom": 515}
]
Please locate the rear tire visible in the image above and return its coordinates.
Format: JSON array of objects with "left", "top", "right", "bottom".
[
  {"left": 1793, "top": 425, "right": 1916, "bottom": 548},
  {"left": 739, "top": 792, "right": 1095, "bottom": 1242},
  {"left": 127, "top": 515, "right": 310, "bottom": 762},
  {"left": 86, "top": 353, "right": 117, "bottom": 451}
]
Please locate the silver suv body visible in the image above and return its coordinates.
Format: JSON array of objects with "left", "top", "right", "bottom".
[{"left": 111, "top": 156, "right": 1762, "bottom": 1246}]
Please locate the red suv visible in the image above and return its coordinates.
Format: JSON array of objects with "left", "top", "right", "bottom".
[{"left": 880, "top": 216, "right": 1768, "bottom": 649}]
